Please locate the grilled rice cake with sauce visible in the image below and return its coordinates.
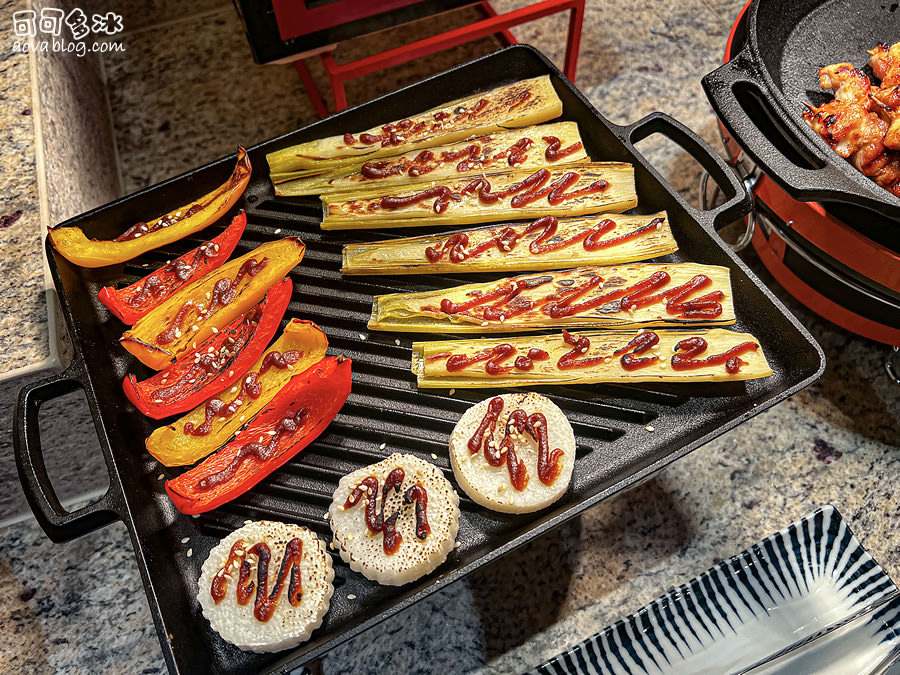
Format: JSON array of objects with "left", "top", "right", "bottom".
[
  {"left": 329, "top": 453, "right": 459, "bottom": 586},
  {"left": 197, "top": 521, "right": 334, "bottom": 653},
  {"left": 267, "top": 75, "right": 563, "bottom": 175},
  {"left": 450, "top": 392, "right": 575, "bottom": 513}
]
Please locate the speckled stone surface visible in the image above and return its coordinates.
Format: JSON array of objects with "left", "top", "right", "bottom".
[
  {"left": 1, "top": 0, "right": 898, "bottom": 672},
  {"left": 0, "top": 0, "right": 50, "bottom": 374}
]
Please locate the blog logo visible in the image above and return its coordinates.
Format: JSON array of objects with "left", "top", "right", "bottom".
[{"left": 11, "top": 7, "right": 125, "bottom": 57}]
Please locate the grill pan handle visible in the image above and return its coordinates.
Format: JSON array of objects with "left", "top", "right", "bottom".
[
  {"left": 612, "top": 111, "right": 752, "bottom": 231},
  {"left": 702, "top": 51, "right": 900, "bottom": 216},
  {"left": 14, "top": 363, "right": 120, "bottom": 543}
]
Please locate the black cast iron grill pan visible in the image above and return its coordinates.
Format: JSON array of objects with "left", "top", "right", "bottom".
[
  {"left": 703, "top": 0, "right": 900, "bottom": 220},
  {"left": 15, "top": 46, "right": 824, "bottom": 674}
]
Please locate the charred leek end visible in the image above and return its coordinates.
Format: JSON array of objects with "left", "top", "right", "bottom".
[
  {"left": 411, "top": 328, "right": 773, "bottom": 388},
  {"left": 320, "top": 163, "right": 636, "bottom": 231},
  {"left": 145, "top": 319, "right": 329, "bottom": 467},
  {"left": 120, "top": 237, "right": 306, "bottom": 370},
  {"left": 49, "top": 147, "right": 252, "bottom": 268},
  {"left": 273, "top": 121, "right": 588, "bottom": 196},
  {"left": 341, "top": 211, "right": 677, "bottom": 275},
  {"left": 266, "top": 75, "right": 563, "bottom": 174},
  {"left": 368, "top": 263, "right": 734, "bottom": 333}
]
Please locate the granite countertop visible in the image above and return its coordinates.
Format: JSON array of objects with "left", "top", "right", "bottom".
[
  {"left": 0, "top": 0, "right": 898, "bottom": 672},
  {"left": 0, "top": 0, "right": 50, "bottom": 376}
]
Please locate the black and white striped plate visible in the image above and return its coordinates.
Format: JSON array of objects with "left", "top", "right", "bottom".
[{"left": 533, "top": 506, "right": 900, "bottom": 674}]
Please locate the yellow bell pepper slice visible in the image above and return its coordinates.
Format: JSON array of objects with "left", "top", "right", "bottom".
[
  {"left": 49, "top": 147, "right": 251, "bottom": 268},
  {"left": 120, "top": 237, "right": 305, "bottom": 370},
  {"left": 145, "top": 319, "right": 328, "bottom": 467}
]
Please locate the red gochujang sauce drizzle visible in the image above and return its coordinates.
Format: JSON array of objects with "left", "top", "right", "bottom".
[
  {"left": 380, "top": 186, "right": 457, "bottom": 214},
  {"left": 542, "top": 136, "right": 584, "bottom": 162},
  {"left": 438, "top": 275, "right": 552, "bottom": 322},
  {"left": 423, "top": 216, "right": 663, "bottom": 264},
  {"left": 344, "top": 468, "right": 407, "bottom": 555},
  {"left": 115, "top": 204, "right": 203, "bottom": 242},
  {"left": 445, "top": 345, "right": 548, "bottom": 375},
  {"left": 210, "top": 537, "right": 304, "bottom": 622},
  {"left": 403, "top": 484, "right": 431, "bottom": 539},
  {"left": 543, "top": 271, "right": 722, "bottom": 320},
  {"left": 348, "top": 90, "right": 530, "bottom": 149},
  {"left": 670, "top": 337, "right": 759, "bottom": 374},
  {"left": 467, "top": 396, "right": 564, "bottom": 490},
  {"left": 557, "top": 329, "right": 606, "bottom": 370},
  {"left": 183, "top": 350, "right": 301, "bottom": 436},
  {"left": 156, "top": 257, "right": 269, "bottom": 344},
  {"left": 613, "top": 332, "right": 660, "bottom": 371},
  {"left": 196, "top": 408, "right": 307, "bottom": 490},
  {"left": 129, "top": 242, "right": 217, "bottom": 307}
]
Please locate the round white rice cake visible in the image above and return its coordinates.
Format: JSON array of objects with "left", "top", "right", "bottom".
[
  {"left": 329, "top": 453, "right": 459, "bottom": 586},
  {"left": 449, "top": 392, "right": 575, "bottom": 513},
  {"left": 197, "top": 520, "right": 334, "bottom": 653}
]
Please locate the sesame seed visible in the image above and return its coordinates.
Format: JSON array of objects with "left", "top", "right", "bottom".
[
  {"left": 380, "top": 443, "right": 386, "bottom": 450},
  {"left": 454, "top": 541, "right": 461, "bottom": 548},
  {"left": 431, "top": 453, "right": 438, "bottom": 460},
  {"left": 187, "top": 548, "right": 193, "bottom": 557},
  {"left": 192, "top": 514, "right": 200, "bottom": 518},
  {"left": 448, "top": 388, "right": 455, "bottom": 396},
  {"left": 394, "top": 339, "right": 401, "bottom": 346},
  {"left": 158, "top": 473, "right": 165, "bottom": 480},
  {"left": 240, "top": 415, "right": 246, "bottom": 421},
  {"left": 181, "top": 537, "right": 190, "bottom": 544},
  {"left": 211, "top": 327, "right": 219, "bottom": 334},
  {"left": 323, "top": 512, "right": 329, "bottom": 519},
  {"left": 481, "top": 321, "right": 489, "bottom": 326},
  {"left": 645, "top": 425, "right": 655, "bottom": 432},
  {"left": 359, "top": 334, "right": 367, "bottom": 340},
  {"left": 228, "top": 370, "right": 234, "bottom": 377},
  {"left": 329, "top": 541, "right": 335, "bottom": 550},
  {"left": 231, "top": 386, "right": 238, "bottom": 394},
  {"left": 347, "top": 593, "right": 357, "bottom": 600},
  {"left": 274, "top": 229, "right": 282, "bottom": 234}
]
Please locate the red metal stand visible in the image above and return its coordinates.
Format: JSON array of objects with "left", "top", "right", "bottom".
[{"left": 279, "top": 0, "right": 584, "bottom": 117}]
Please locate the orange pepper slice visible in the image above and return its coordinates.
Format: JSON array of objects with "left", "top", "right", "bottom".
[
  {"left": 145, "top": 319, "right": 328, "bottom": 467},
  {"left": 120, "top": 237, "right": 305, "bottom": 370},
  {"left": 49, "top": 147, "right": 251, "bottom": 268}
]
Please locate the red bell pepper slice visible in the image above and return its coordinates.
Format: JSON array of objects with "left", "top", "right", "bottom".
[
  {"left": 165, "top": 355, "right": 352, "bottom": 515},
  {"left": 98, "top": 211, "right": 247, "bottom": 324},
  {"left": 122, "top": 278, "right": 292, "bottom": 419}
]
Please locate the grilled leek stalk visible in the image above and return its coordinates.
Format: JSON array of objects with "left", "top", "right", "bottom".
[
  {"left": 342, "top": 211, "right": 676, "bottom": 275},
  {"left": 411, "top": 328, "right": 772, "bottom": 388},
  {"left": 267, "top": 75, "right": 563, "bottom": 174},
  {"left": 273, "top": 122, "right": 588, "bottom": 194},
  {"left": 321, "top": 162, "right": 637, "bottom": 230},
  {"left": 369, "top": 263, "right": 734, "bottom": 332}
]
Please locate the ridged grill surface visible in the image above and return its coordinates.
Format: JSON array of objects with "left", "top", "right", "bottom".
[{"left": 42, "top": 47, "right": 823, "bottom": 675}]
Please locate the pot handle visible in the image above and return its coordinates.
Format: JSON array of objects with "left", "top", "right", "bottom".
[
  {"left": 702, "top": 50, "right": 899, "bottom": 215},
  {"left": 14, "top": 362, "right": 121, "bottom": 543},
  {"left": 613, "top": 111, "right": 752, "bottom": 231}
]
